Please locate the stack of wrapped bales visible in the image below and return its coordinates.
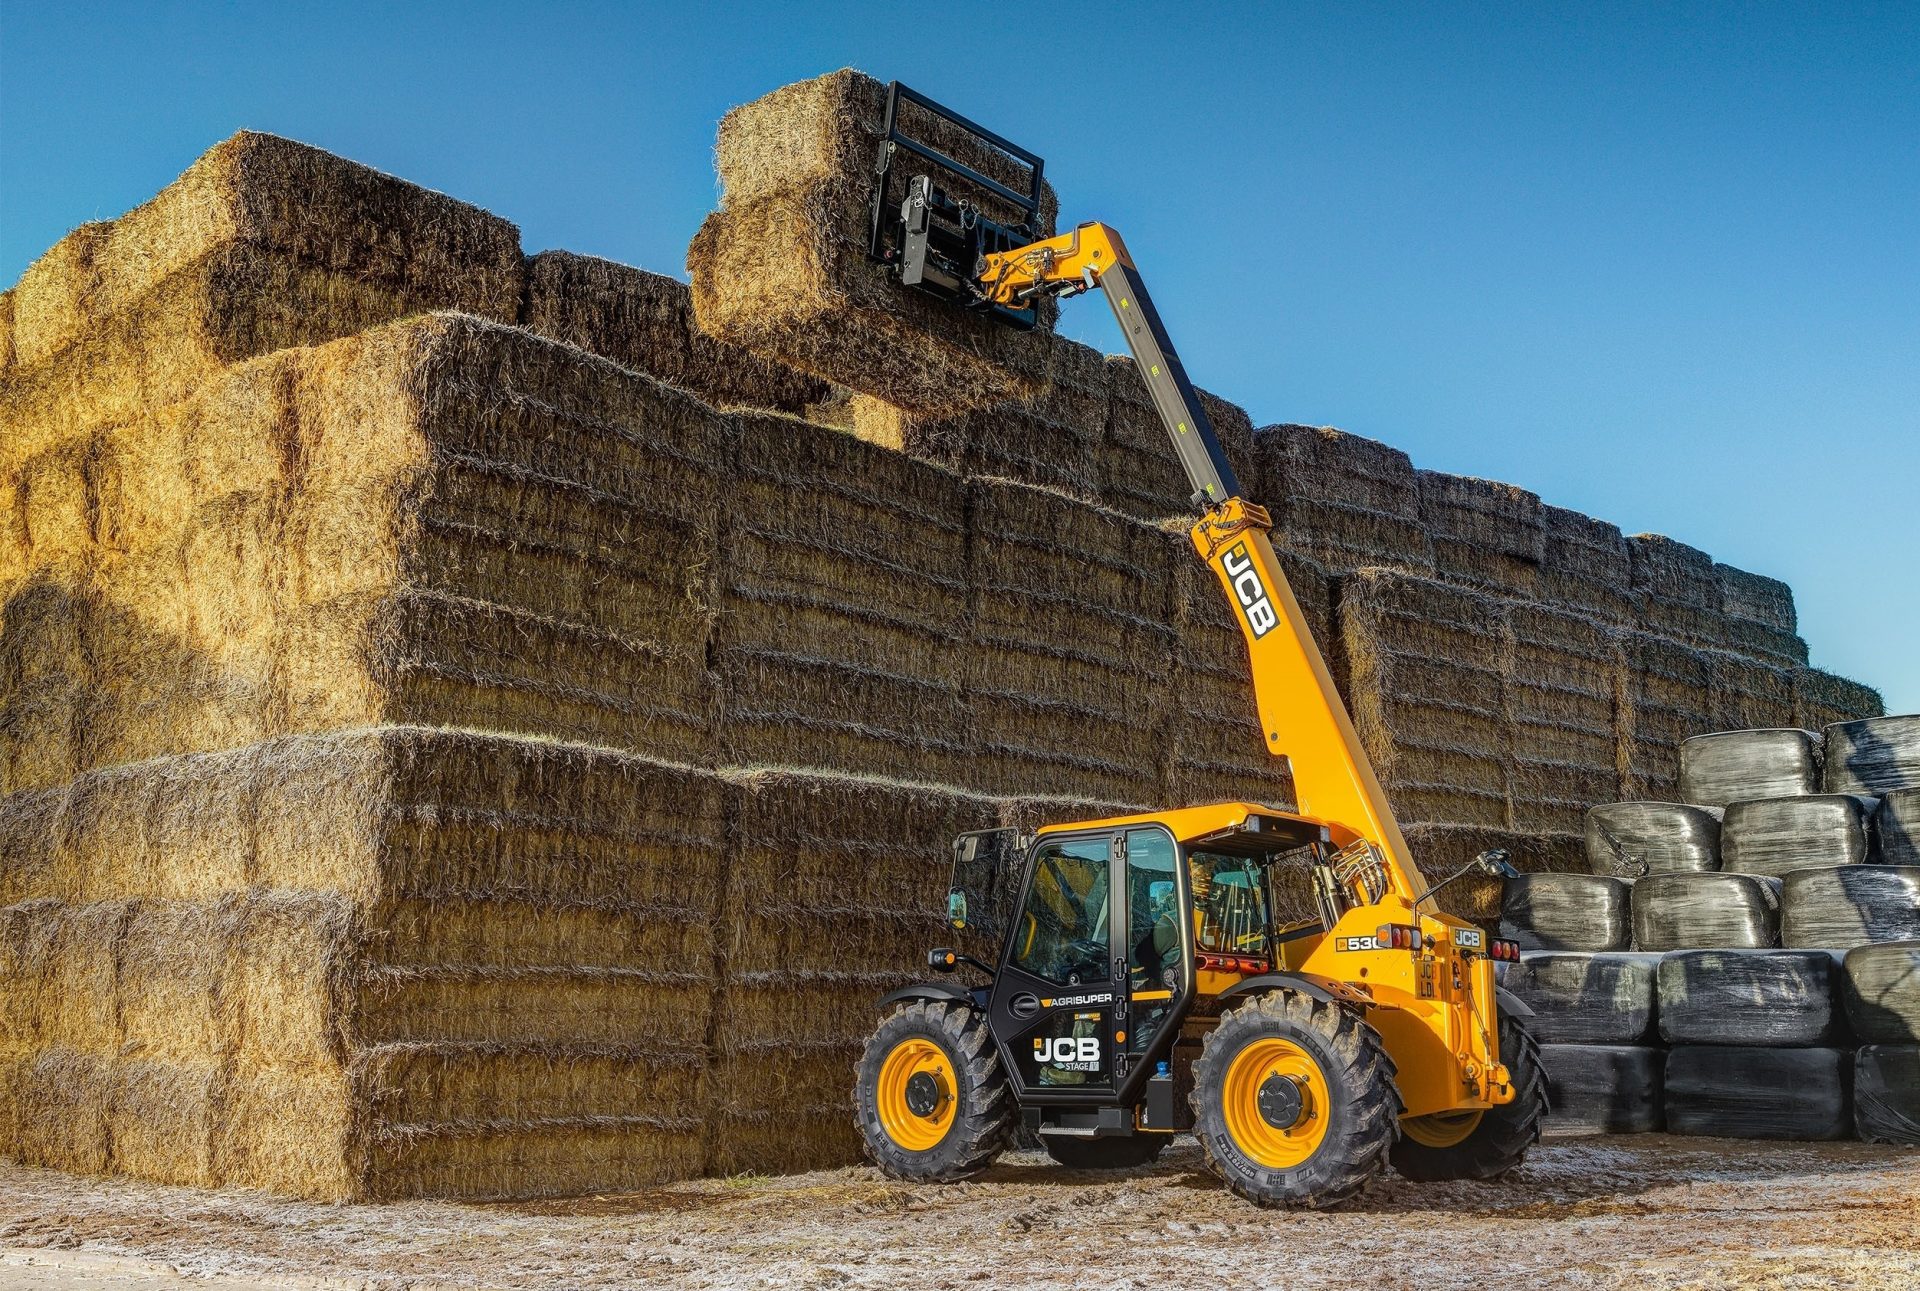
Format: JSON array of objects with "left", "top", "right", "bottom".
[{"left": 1503, "top": 717, "right": 1920, "bottom": 1143}]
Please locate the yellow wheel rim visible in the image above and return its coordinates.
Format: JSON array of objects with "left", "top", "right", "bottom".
[
  {"left": 1221, "top": 1037, "right": 1332, "bottom": 1169},
  {"left": 875, "top": 1038, "right": 958, "bottom": 1152},
  {"left": 1401, "top": 1109, "right": 1483, "bottom": 1148}
]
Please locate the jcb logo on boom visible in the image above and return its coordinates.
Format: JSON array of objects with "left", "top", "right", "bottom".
[
  {"left": 1034, "top": 1036, "right": 1102, "bottom": 1064},
  {"left": 1221, "top": 543, "right": 1278, "bottom": 639}
]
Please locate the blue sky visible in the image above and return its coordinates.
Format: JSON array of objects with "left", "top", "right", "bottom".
[{"left": 4, "top": 2, "right": 1916, "bottom": 709}]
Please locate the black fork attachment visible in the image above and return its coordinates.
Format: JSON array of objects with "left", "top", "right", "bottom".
[{"left": 866, "top": 81, "right": 1046, "bottom": 330}]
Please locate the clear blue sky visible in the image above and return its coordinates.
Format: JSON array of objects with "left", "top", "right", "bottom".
[{"left": 4, "top": 2, "right": 1915, "bottom": 710}]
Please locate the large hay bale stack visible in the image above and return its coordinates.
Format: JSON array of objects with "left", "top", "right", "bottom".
[
  {"left": 1628, "top": 534, "right": 1730, "bottom": 650},
  {"left": 1616, "top": 633, "right": 1714, "bottom": 801},
  {"left": 0, "top": 729, "right": 726, "bottom": 1200},
  {"left": 1247, "top": 424, "right": 1433, "bottom": 575},
  {"left": 1539, "top": 506, "right": 1634, "bottom": 624},
  {"left": 713, "top": 770, "right": 995, "bottom": 1172},
  {"left": 1339, "top": 570, "right": 1511, "bottom": 829},
  {"left": 716, "top": 413, "right": 970, "bottom": 784},
  {"left": 965, "top": 478, "right": 1175, "bottom": 804},
  {"left": 521, "top": 252, "right": 831, "bottom": 415},
  {"left": 1506, "top": 604, "right": 1622, "bottom": 834},
  {"left": 1416, "top": 472, "right": 1543, "bottom": 597},
  {"left": 687, "top": 69, "right": 1057, "bottom": 414},
  {"left": 3, "top": 132, "right": 522, "bottom": 455},
  {"left": 844, "top": 336, "right": 1109, "bottom": 501}
]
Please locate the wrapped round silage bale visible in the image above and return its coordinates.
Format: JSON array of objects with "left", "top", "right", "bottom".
[
  {"left": 1503, "top": 952, "right": 1659, "bottom": 1044},
  {"left": 1679, "top": 729, "right": 1821, "bottom": 807},
  {"left": 1853, "top": 1045, "right": 1920, "bottom": 1145},
  {"left": 1839, "top": 940, "right": 1920, "bottom": 1043},
  {"left": 1583, "top": 802, "right": 1722, "bottom": 878},
  {"left": 1823, "top": 714, "right": 1920, "bottom": 796},
  {"left": 1780, "top": 865, "right": 1920, "bottom": 950},
  {"left": 1655, "top": 949, "right": 1843, "bottom": 1046},
  {"left": 1498, "top": 874, "right": 1632, "bottom": 952},
  {"left": 1539, "top": 1044, "right": 1663, "bottom": 1135},
  {"left": 1720, "top": 794, "right": 1878, "bottom": 877},
  {"left": 1872, "top": 788, "right": 1920, "bottom": 866},
  {"left": 1664, "top": 1046, "right": 1852, "bottom": 1140},
  {"left": 1631, "top": 873, "right": 1782, "bottom": 951}
]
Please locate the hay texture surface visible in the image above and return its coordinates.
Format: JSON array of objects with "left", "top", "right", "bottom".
[
  {"left": 1506, "top": 603, "right": 1621, "bottom": 835},
  {"left": 1539, "top": 506, "right": 1634, "bottom": 623},
  {"left": 1100, "top": 362, "right": 1257, "bottom": 520},
  {"left": 1248, "top": 425, "right": 1432, "bottom": 576},
  {"left": 688, "top": 70, "right": 1056, "bottom": 415},
  {"left": 1415, "top": 471, "right": 1542, "bottom": 597}
]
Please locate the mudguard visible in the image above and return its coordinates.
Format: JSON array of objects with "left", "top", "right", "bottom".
[
  {"left": 875, "top": 981, "right": 988, "bottom": 1012},
  {"left": 1496, "top": 986, "right": 1536, "bottom": 1019},
  {"left": 1216, "top": 972, "right": 1343, "bottom": 1009}
]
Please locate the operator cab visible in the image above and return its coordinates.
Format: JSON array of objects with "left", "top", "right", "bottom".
[{"left": 944, "top": 805, "right": 1332, "bottom": 1129}]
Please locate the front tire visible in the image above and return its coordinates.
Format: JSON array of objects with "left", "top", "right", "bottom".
[
  {"left": 1190, "top": 990, "right": 1401, "bottom": 1208},
  {"left": 1041, "top": 1134, "right": 1168, "bottom": 1170},
  {"left": 1389, "top": 1014, "right": 1546, "bottom": 1181},
  {"left": 855, "top": 1001, "right": 1015, "bottom": 1182}
]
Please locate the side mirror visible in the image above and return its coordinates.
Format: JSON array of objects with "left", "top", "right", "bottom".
[
  {"left": 947, "top": 888, "right": 969, "bottom": 930},
  {"left": 927, "top": 947, "right": 959, "bottom": 973},
  {"left": 1475, "top": 848, "right": 1519, "bottom": 880}
]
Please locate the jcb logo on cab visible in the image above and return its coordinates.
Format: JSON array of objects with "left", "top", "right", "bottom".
[
  {"left": 1221, "top": 543, "right": 1278, "bottom": 639},
  {"left": 1034, "top": 1037, "right": 1101, "bottom": 1064}
]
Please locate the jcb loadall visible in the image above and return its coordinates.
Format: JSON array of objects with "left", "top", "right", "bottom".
[{"left": 852, "top": 84, "right": 1546, "bottom": 1208}]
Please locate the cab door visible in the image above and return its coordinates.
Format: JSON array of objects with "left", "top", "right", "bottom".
[{"left": 989, "top": 831, "right": 1124, "bottom": 1100}]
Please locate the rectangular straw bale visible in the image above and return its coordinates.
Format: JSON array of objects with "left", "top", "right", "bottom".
[
  {"left": 1416, "top": 471, "right": 1543, "bottom": 596},
  {"left": 106, "top": 1057, "right": 221, "bottom": 1187},
  {"left": 1539, "top": 505, "right": 1634, "bottom": 623},
  {"left": 688, "top": 70, "right": 1057, "bottom": 415},
  {"left": 1705, "top": 652, "right": 1796, "bottom": 733},
  {"left": 846, "top": 334, "right": 1109, "bottom": 500},
  {"left": 1792, "top": 667, "right": 1885, "bottom": 730},
  {"left": 1716, "top": 562, "right": 1796, "bottom": 631},
  {"left": 12, "top": 1048, "right": 113, "bottom": 1175},
  {"left": 1250, "top": 425, "right": 1434, "bottom": 576},
  {"left": 1615, "top": 632, "right": 1713, "bottom": 800},
  {"left": 520, "top": 252, "right": 829, "bottom": 415},
  {"left": 365, "top": 1118, "right": 711, "bottom": 1203},
  {"left": 716, "top": 413, "right": 970, "bottom": 782},
  {"left": 965, "top": 478, "right": 1176, "bottom": 801},
  {"left": 1339, "top": 570, "right": 1512, "bottom": 827},
  {"left": 1101, "top": 359, "right": 1257, "bottom": 520},
  {"left": 1506, "top": 604, "right": 1622, "bottom": 834},
  {"left": 1629, "top": 534, "right": 1719, "bottom": 607},
  {"left": 7, "top": 131, "right": 522, "bottom": 370},
  {"left": 1709, "top": 615, "right": 1808, "bottom": 667}
]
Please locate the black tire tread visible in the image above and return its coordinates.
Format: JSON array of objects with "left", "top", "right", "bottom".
[
  {"left": 854, "top": 1001, "right": 1016, "bottom": 1182},
  {"left": 1189, "top": 990, "right": 1402, "bottom": 1209},
  {"left": 1389, "top": 1014, "right": 1546, "bottom": 1181}
]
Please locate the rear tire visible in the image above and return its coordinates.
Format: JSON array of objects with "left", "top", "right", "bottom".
[
  {"left": 1041, "top": 1134, "right": 1169, "bottom": 1169},
  {"left": 855, "top": 1001, "right": 1015, "bottom": 1182},
  {"left": 1390, "top": 1014, "right": 1546, "bottom": 1181},
  {"left": 1190, "top": 990, "right": 1401, "bottom": 1208}
]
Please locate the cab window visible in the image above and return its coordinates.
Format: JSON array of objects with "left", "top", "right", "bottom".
[
  {"left": 1010, "top": 837, "right": 1111, "bottom": 987},
  {"left": 1187, "top": 850, "right": 1272, "bottom": 956}
]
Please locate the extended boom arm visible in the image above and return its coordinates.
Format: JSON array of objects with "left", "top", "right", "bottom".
[{"left": 979, "top": 225, "right": 1428, "bottom": 891}]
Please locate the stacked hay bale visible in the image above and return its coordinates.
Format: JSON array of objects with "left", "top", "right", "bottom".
[{"left": 1504, "top": 716, "right": 1920, "bottom": 1143}]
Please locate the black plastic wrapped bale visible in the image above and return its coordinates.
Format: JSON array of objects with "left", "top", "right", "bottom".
[
  {"left": 1780, "top": 865, "right": 1920, "bottom": 950},
  {"left": 1584, "top": 802, "right": 1722, "bottom": 878},
  {"left": 1720, "top": 795, "right": 1878, "bottom": 878},
  {"left": 1823, "top": 714, "right": 1920, "bottom": 796},
  {"left": 1664, "top": 1046, "right": 1853, "bottom": 1140},
  {"left": 1539, "top": 1045, "right": 1663, "bottom": 1135},
  {"left": 1655, "top": 949, "right": 1843, "bottom": 1046},
  {"left": 1839, "top": 940, "right": 1920, "bottom": 1043},
  {"left": 1505, "top": 952, "right": 1659, "bottom": 1044},
  {"left": 1498, "top": 874, "right": 1633, "bottom": 952},
  {"left": 1679, "top": 728, "right": 1821, "bottom": 807},
  {"left": 1853, "top": 1045, "right": 1920, "bottom": 1145},
  {"left": 1873, "top": 788, "right": 1920, "bottom": 866},
  {"left": 1632, "top": 873, "right": 1782, "bottom": 951}
]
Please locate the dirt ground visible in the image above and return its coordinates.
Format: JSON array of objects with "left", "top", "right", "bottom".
[{"left": 2, "top": 1135, "right": 1916, "bottom": 1290}]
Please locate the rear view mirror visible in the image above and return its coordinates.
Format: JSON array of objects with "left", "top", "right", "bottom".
[
  {"left": 949, "top": 828, "right": 1023, "bottom": 944},
  {"left": 948, "top": 888, "right": 970, "bottom": 930}
]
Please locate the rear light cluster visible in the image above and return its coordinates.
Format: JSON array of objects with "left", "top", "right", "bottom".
[
  {"left": 1195, "top": 953, "right": 1269, "bottom": 975},
  {"left": 1375, "top": 924, "right": 1423, "bottom": 951},
  {"left": 1489, "top": 939, "right": 1521, "bottom": 962}
]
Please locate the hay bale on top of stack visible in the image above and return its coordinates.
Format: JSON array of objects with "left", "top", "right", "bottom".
[{"left": 1503, "top": 713, "right": 1920, "bottom": 1144}]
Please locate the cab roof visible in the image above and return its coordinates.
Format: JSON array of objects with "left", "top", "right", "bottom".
[{"left": 1035, "top": 801, "right": 1331, "bottom": 852}]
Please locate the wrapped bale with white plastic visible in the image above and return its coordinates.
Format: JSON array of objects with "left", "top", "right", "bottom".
[
  {"left": 1655, "top": 949, "right": 1844, "bottom": 1046},
  {"left": 1663, "top": 1046, "right": 1852, "bottom": 1140},
  {"left": 1853, "top": 1046, "right": 1920, "bottom": 1145},
  {"left": 1538, "top": 1045, "right": 1663, "bottom": 1135},
  {"left": 1503, "top": 952, "right": 1658, "bottom": 1044},
  {"left": 1678, "top": 729, "right": 1821, "bottom": 807},
  {"left": 1823, "top": 714, "right": 1920, "bottom": 796},
  {"left": 1583, "top": 802, "right": 1722, "bottom": 878},
  {"left": 1780, "top": 866, "right": 1920, "bottom": 950},
  {"left": 1720, "top": 795, "right": 1878, "bottom": 878},
  {"left": 1838, "top": 941, "right": 1920, "bottom": 1044},
  {"left": 1497, "top": 875, "right": 1631, "bottom": 952},
  {"left": 1631, "top": 873, "right": 1782, "bottom": 951},
  {"left": 1872, "top": 788, "right": 1920, "bottom": 866}
]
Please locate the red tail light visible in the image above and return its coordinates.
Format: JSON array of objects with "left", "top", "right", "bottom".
[
  {"left": 1490, "top": 939, "right": 1521, "bottom": 962},
  {"left": 1374, "top": 924, "right": 1422, "bottom": 951}
]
